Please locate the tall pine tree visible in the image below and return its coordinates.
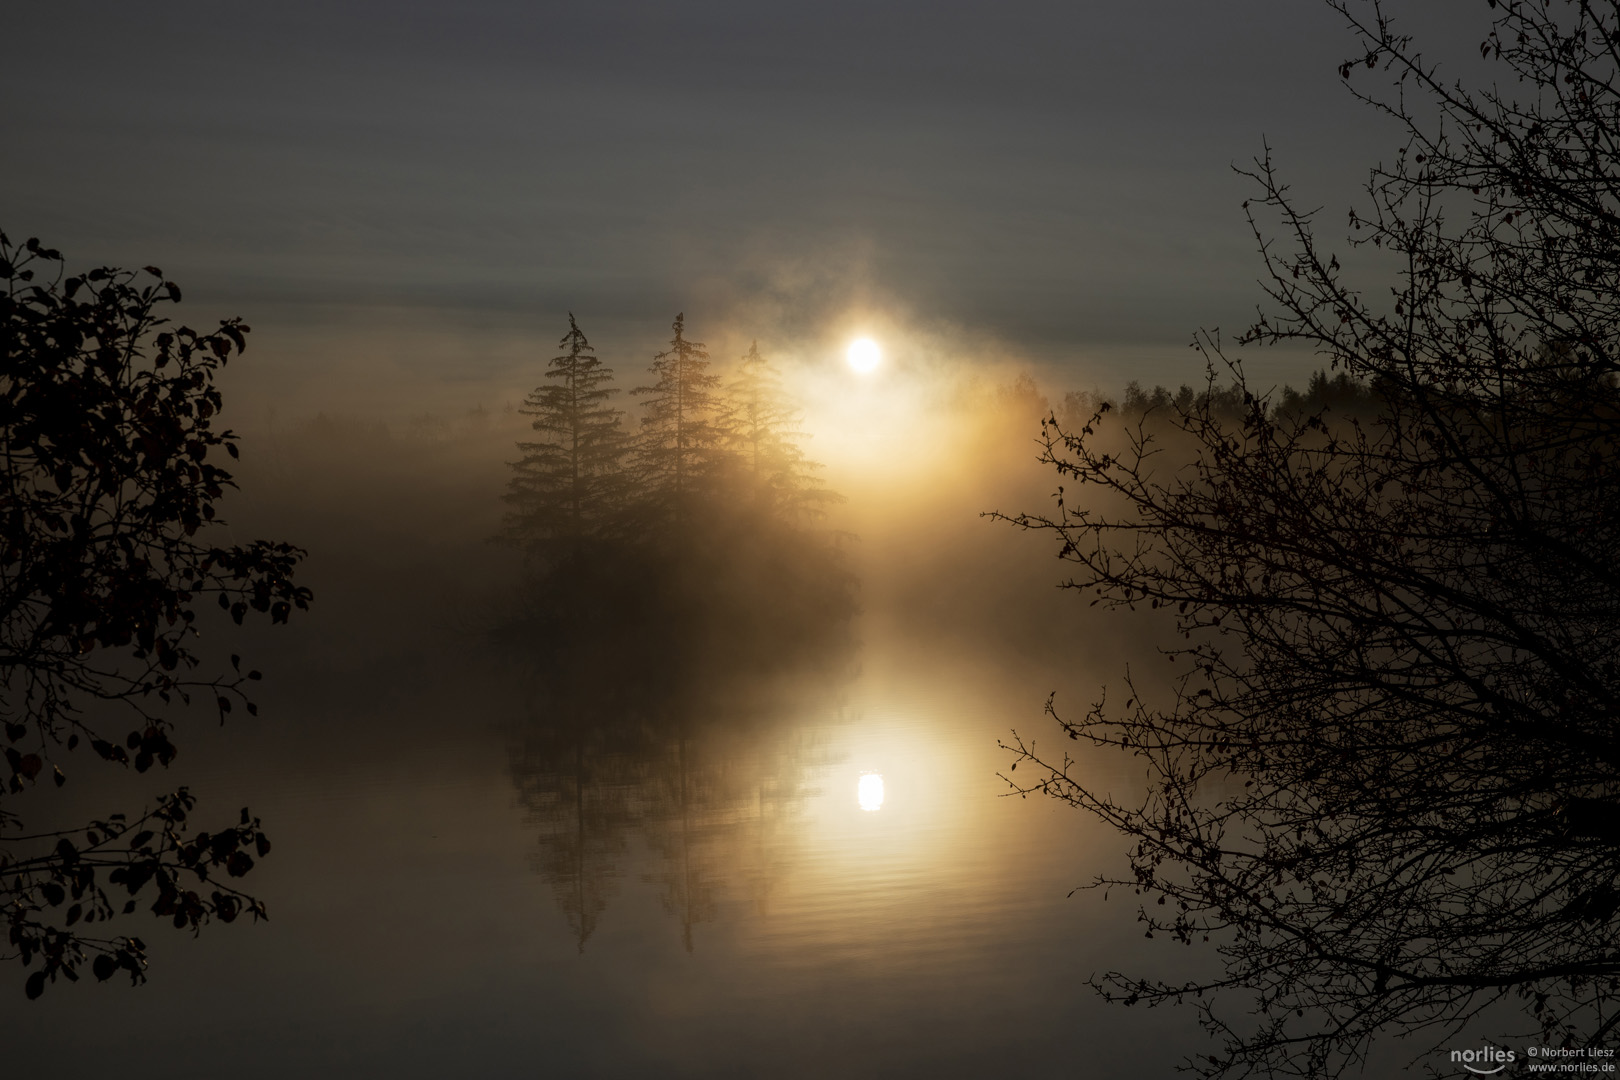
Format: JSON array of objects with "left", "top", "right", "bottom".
[
  {"left": 721, "top": 341, "right": 840, "bottom": 522},
  {"left": 631, "top": 313, "right": 724, "bottom": 530},
  {"left": 500, "top": 314, "right": 628, "bottom": 557}
]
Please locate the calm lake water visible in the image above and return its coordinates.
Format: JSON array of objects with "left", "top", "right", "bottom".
[{"left": 7, "top": 426, "right": 1200, "bottom": 1077}]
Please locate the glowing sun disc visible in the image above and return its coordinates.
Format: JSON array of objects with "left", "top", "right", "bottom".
[
  {"left": 858, "top": 773, "right": 885, "bottom": 812},
  {"left": 847, "top": 337, "right": 881, "bottom": 374}
]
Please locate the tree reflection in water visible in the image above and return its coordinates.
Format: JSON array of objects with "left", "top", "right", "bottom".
[
  {"left": 500, "top": 546, "right": 857, "bottom": 952},
  {"left": 509, "top": 648, "right": 852, "bottom": 952}
]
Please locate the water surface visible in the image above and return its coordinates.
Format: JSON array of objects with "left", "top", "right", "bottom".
[{"left": 7, "top": 429, "right": 1198, "bottom": 1077}]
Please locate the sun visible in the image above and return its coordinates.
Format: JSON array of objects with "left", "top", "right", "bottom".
[{"left": 847, "top": 337, "right": 881, "bottom": 374}]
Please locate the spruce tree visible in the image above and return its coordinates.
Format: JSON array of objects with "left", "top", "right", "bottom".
[
  {"left": 722, "top": 341, "right": 839, "bottom": 521},
  {"left": 500, "top": 314, "right": 627, "bottom": 556},
  {"left": 631, "top": 313, "right": 723, "bottom": 529}
]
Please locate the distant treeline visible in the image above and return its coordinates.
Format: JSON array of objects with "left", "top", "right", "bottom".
[
  {"left": 493, "top": 313, "right": 854, "bottom": 670},
  {"left": 1056, "top": 369, "right": 1378, "bottom": 429}
]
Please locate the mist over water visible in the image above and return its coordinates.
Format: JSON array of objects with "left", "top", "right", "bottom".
[{"left": 5, "top": 361, "right": 1200, "bottom": 1077}]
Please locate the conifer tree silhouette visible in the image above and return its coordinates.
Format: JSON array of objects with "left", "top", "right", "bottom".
[
  {"left": 721, "top": 341, "right": 840, "bottom": 522},
  {"left": 631, "top": 313, "right": 723, "bottom": 532},
  {"left": 501, "top": 314, "right": 629, "bottom": 556}
]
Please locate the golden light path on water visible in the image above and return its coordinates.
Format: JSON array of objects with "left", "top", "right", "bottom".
[{"left": 712, "top": 638, "right": 1058, "bottom": 976}]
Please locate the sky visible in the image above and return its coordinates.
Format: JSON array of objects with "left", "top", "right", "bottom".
[{"left": 4, "top": 0, "right": 1487, "bottom": 418}]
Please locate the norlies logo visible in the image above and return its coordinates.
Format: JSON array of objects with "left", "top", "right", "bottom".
[{"left": 1452, "top": 1045, "right": 1517, "bottom": 1075}]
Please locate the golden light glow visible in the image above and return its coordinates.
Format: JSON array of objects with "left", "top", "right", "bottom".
[
  {"left": 847, "top": 337, "right": 881, "bottom": 374},
  {"left": 857, "top": 772, "right": 885, "bottom": 812}
]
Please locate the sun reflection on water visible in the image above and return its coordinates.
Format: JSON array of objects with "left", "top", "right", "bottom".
[{"left": 857, "top": 772, "right": 885, "bottom": 812}]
